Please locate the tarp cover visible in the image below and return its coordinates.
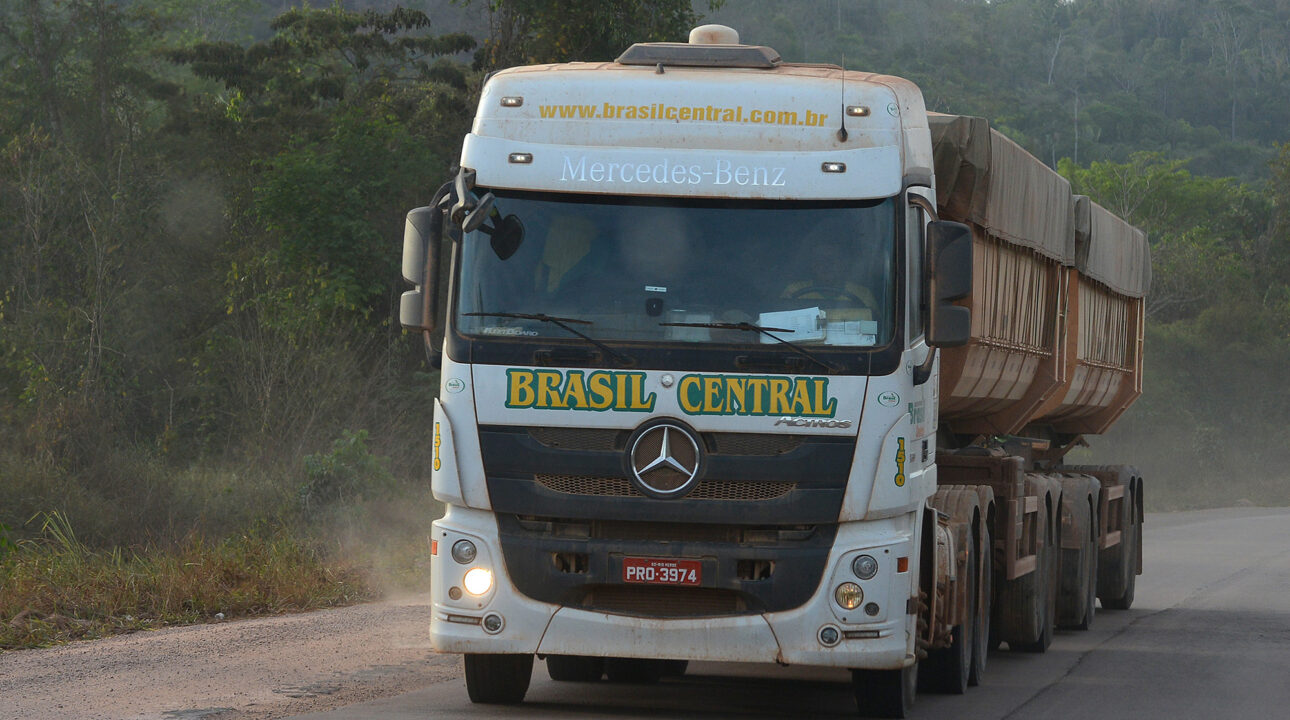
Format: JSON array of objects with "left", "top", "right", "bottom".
[
  {"left": 929, "top": 113, "right": 1074, "bottom": 265},
  {"left": 1076, "top": 197, "right": 1151, "bottom": 298}
]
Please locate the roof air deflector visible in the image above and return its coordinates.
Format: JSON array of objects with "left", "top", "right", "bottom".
[{"left": 616, "top": 43, "right": 781, "bottom": 69}]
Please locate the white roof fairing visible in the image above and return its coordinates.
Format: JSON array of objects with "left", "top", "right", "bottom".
[{"left": 461, "top": 62, "right": 932, "bottom": 201}]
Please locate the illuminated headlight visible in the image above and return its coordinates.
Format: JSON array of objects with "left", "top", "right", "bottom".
[
  {"left": 835, "top": 582, "right": 863, "bottom": 610},
  {"left": 852, "top": 554, "right": 879, "bottom": 580},
  {"left": 463, "top": 567, "right": 493, "bottom": 596},
  {"left": 451, "top": 539, "right": 477, "bottom": 564}
]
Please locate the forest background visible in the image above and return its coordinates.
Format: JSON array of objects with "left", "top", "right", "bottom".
[{"left": 2, "top": 0, "right": 1289, "bottom": 645}]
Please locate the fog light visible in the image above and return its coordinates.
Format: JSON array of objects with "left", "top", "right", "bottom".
[
  {"left": 463, "top": 567, "right": 493, "bottom": 596},
  {"left": 864, "top": 602, "right": 880, "bottom": 617},
  {"left": 451, "top": 539, "right": 477, "bottom": 564},
  {"left": 835, "top": 582, "right": 863, "bottom": 610},
  {"left": 482, "top": 613, "right": 504, "bottom": 634},
  {"left": 818, "top": 625, "right": 840, "bottom": 647},
  {"left": 852, "top": 554, "right": 879, "bottom": 580},
  {"left": 448, "top": 586, "right": 462, "bottom": 600}
]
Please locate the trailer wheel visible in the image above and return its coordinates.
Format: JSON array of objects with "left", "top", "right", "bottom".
[
  {"left": 605, "top": 658, "right": 664, "bottom": 684},
  {"left": 1074, "top": 526, "right": 1099, "bottom": 629},
  {"left": 546, "top": 654, "right": 604, "bottom": 682},
  {"left": 852, "top": 663, "right": 917, "bottom": 718},
  {"left": 1013, "top": 508, "right": 1055, "bottom": 653},
  {"left": 969, "top": 523, "right": 992, "bottom": 686},
  {"left": 1101, "top": 509, "right": 1138, "bottom": 610},
  {"left": 464, "top": 653, "right": 533, "bottom": 704}
]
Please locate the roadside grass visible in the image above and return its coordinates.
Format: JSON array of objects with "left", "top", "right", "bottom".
[{"left": 0, "top": 512, "right": 376, "bottom": 650}]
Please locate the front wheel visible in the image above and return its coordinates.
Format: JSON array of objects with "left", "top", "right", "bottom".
[
  {"left": 464, "top": 654, "right": 533, "bottom": 705},
  {"left": 923, "top": 530, "right": 975, "bottom": 694},
  {"left": 853, "top": 663, "right": 917, "bottom": 718}
]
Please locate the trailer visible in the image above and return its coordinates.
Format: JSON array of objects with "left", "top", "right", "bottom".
[{"left": 399, "top": 24, "right": 1148, "bottom": 718}]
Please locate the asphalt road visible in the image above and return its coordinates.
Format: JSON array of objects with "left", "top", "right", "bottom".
[{"left": 287, "top": 507, "right": 1290, "bottom": 719}]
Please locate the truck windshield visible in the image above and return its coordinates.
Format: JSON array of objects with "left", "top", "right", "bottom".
[{"left": 455, "top": 191, "right": 897, "bottom": 350}]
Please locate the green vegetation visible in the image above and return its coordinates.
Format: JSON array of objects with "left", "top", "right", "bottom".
[
  {"left": 0, "top": 0, "right": 1287, "bottom": 647},
  {"left": 0, "top": 0, "right": 701, "bottom": 648},
  {"left": 1, "top": 512, "right": 371, "bottom": 649}
]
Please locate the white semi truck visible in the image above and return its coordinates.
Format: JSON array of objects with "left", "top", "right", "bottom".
[{"left": 400, "top": 25, "right": 1148, "bottom": 718}]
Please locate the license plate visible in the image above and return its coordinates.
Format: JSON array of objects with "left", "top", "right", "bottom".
[{"left": 622, "top": 557, "right": 701, "bottom": 586}]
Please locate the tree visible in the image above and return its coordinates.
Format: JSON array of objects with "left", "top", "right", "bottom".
[{"left": 472, "top": 0, "right": 713, "bottom": 70}]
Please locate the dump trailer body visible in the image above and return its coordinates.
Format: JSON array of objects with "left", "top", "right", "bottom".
[{"left": 929, "top": 114, "right": 1149, "bottom": 439}]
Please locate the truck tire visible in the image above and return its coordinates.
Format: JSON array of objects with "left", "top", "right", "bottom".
[
  {"left": 1057, "top": 480, "right": 1098, "bottom": 630},
  {"left": 1095, "top": 469, "right": 1140, "bottom": 610},
  {"left": 969, "top": 523, "right": 992, "bottom": 686},
  {"left": 464, "top": 653, "right": 533, "bottom": 704},
  {"left": 1101, "top": 504, "right": 1139, "bottom": 610},
  {"left": 923, "top": 530, "right": 975, "bottom": 694},
  {"left": 605, "top": 658, "right": 664, "bottom": 684},
  {"left": 853, "top": 663, "right": 917, "bottom": 719},
  {"left": 546, "top": 654, "right": 604, "bottom": 682},
  {"left": 1012, "top": 506, "right": 1055, "bottom": 653}
]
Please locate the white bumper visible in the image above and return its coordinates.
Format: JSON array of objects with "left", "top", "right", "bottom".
[{"left": 430, "top": 505, "right": 917, "bottom": 670}]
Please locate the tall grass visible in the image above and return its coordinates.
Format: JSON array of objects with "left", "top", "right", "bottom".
[{"left": 0, "top": 512, "right": 375, "bottom": 650}]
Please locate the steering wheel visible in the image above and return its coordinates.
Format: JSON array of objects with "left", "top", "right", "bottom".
[{"left": 788, "top": 285, "right": 866, "bottom": 305}]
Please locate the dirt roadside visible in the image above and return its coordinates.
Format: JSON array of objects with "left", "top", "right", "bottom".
[{"left": 0, "top": 595, "right": 461, "bottom": 720}]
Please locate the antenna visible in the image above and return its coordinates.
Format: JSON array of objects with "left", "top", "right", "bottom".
[{"left": 837, "top": 53, "right": 848, "bottom": 143}]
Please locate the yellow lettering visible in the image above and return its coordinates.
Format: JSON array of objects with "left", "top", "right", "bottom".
[
  {"left": 791, "top": 378, "right": 815, "bottom": 415},
  {"left": 678, "top": 376, "right": 703, "bottom": 414},
  {"left": 814, "top": 379, "right": 837, "bottom": 416},
  {"left": 588, "top": 372, "right": 613, "bottom": 410},
  {"left": 564, "top": 371, "right": 588, "bottom": 409},
  {"left": 703, "top": 376, "right": 724, "bottom": 414},
  {"left": 724, "top": 377, "right": 747, "bottom": 414},
  {"left": 506, "top": 370, "right": 535, "bottom": 408},
  {"left": 768, "top": 378, "right": 792, "bottom": 414},
  {"left": 433, "top": 422, "right": 441, "bottom": 471},
  {"left": 895, "top": 437, "right": 907, "bottom": 487},
  {"left": 628, "top": 374, "right": 655, "bottom": 410},
  {"left": 745, "top": 378, "right": 768, "bottom": 414},
  {"left": 536, "top": 370, "right": 566, "bottom": 409}
]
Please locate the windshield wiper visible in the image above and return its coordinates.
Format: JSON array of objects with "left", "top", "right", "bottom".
[
  {"left": 465, "top": 312, "right": 635, "bottom": 366},
  {"left": 659, "top": 321, "right": 841, "bottom": 373}
]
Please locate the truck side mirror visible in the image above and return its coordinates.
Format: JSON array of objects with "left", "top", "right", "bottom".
[
  {"left": 400, "top": 205, "right": 443, "bottom": 332},
  {"left": 927, "top": 220, "right": 972, "bottom": 347}
]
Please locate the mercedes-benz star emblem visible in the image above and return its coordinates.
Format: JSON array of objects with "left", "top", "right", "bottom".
[{"left": 629, "top": 423, "right": 702, "bottom": 499}]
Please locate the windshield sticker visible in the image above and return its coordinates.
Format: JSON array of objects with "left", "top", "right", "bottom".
[
  {"left": 506, "top": 369, "right": 656, "bottom": 412},
  {"left": 677, "top": 374, "right": 837, "bottom": 418},
  {"left": 560, "top": 156, "right": 786, "bottom": 188},
  {"left": 482, "top": 326, "right": 539, "bottom": 336}
]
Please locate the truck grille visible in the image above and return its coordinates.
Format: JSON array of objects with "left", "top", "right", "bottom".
[
  {"left": 526, "top": 427, "right": 807, "bottom": 456},
  {"left": 576, "top": 585, "right": 748, "bottom": 617},
  {"left": 535, "top": 474, "right": 795, "bottom": 501}
]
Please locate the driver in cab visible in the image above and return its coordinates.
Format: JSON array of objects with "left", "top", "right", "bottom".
[{"left": 781, "top": 232, "right": 876, "bottom": 321}]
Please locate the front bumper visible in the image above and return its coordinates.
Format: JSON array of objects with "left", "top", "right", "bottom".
[{"left": 430, "top": 505, "right": 918, "bottom": 670}]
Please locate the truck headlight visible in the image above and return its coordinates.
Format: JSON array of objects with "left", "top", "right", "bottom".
[
  {"left": 835, "top": 582, "right": 863, "bottom": 610},
  {"left": 851, "top": 554, "right": 879, "bottom": 580},
  {"left": 451, "top": 539, "right": 477, "bottom": 564},
  {"left": 463, "top": 567, "right": 493, "bottom": 596}
]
